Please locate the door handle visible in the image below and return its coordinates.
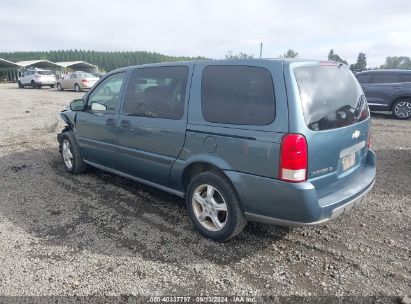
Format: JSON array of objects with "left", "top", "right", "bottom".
[
  {"left": 106, "top": 118, "right": 116, "bottom": 128},
  {"left": 120, "top": 120, "right": 132, "bottom": 129},
  {"left": 392, "top": 85, "right": 401, "bottom": 89}
]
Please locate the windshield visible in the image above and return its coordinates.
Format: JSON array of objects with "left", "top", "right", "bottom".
[
  {"left": 37, "top": 70, "right": 53, "bottom": 75},
  {"left": 294, "top": 65, "right": 369, "bottom": 131}
]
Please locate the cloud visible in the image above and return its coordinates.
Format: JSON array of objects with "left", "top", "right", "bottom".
[{"left": 0, "top": 0, "right": 410, "bottom": 66}]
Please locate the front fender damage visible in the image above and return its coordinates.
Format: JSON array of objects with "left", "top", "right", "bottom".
[{"left": 57, "top": 111, "right": 76, "bottom": 144}]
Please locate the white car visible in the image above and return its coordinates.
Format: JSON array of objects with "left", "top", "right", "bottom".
[
  {"left": 56, "top": 72, "right": 99, "bottom": 92},
  {"left": 18, "top": 69, "right": 57, "bottom": 89}
]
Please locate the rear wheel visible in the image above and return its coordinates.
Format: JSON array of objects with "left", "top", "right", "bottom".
[
  {"left": 50, "top": 84, "right": 55, "bottom": 88},
  {"left": 186, "top": 172, "right": 246, "bottom": 241},
  {"left": 74, "top": 83, "right": 81, "bottom": 92},
  {"left": 59, "top": 132, "right": 87, "bottom": 174},
  {"left": 17, "top": 81, "right": 23, "bottom": 88},
  {"left": 31, "top": 80, "right": 38, "bottom": 89},
  {"left": 392, "top": 98, "right": 411, "bottom": 120},
  {"left": 57, "top": 83, "right": 63, "bottom": 91}
]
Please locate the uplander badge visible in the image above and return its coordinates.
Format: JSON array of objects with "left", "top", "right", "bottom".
[
  {"left": 310, "top": 167, "right": 333, "bottom": 177},
  {"left": 352, "top": 130, "right": 360, "bottom": 139}
]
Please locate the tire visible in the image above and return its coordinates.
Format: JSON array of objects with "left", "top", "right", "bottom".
[
  {"left": 31, "top": 80, "right": 38, "bottom": 89},
  {"left": 392, "top": 98, "right": 411, "bottom": 120},
  {"left": 57, "top": 83, "right": 63, "bottom": 91},
  {"left": 186, "top": 171, "right": 246, "bottom": 241},
  {"left": 74, "top": 83, "right": 81, "bottom": 92},
  {"left": 59, "top": 131, "right": 87, "bottom": 174},
  {"left": 50, "top": 84, "right": 55, "bottom": 88},
  {"left": 17, "top": 81, "right": 23, "bottom": 88}
]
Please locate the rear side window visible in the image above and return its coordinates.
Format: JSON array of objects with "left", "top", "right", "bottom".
[
  {"left": 294, "top": 65, "right": 369, "bottom": 131},
  {"left": 356, "top": 74, "right": 371, "bottom": 84},
  {"left": 399, "top": 74, "right": 411, "bottom": 83},
  {"left": 371, "top": 73, "right": 399, "bottom": 84},
  {"left": 122, "top": 66, "right": 188, "bottom": 120},
  {"left": 37, "top": 70, "right": 53, "bottom": 75},
  {"left": 201, "top": 65, "right": 275, "bottom": 125}
]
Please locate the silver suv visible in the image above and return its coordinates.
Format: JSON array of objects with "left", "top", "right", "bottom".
[{"left": 17, "top": 69, "right": 56, "bottom": 89}]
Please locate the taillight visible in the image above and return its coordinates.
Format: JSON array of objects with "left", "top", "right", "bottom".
[
  {"left": 82, "top": 79, "right": 89, "bottom": 83},
  {"left": 279, "top": 133, "right": 308, "bottom": 182}
]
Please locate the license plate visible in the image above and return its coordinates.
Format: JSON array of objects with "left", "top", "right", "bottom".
[{"left": 342, "top": 153, "right": 356, "bottom": 171}]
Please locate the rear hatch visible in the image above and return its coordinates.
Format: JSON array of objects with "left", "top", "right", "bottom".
[
  {"left": 292, "top": 63, "right": 371, "bottom": 198},
  {"left": 37, "top": 70, "right": 56, "bottom": 82}
]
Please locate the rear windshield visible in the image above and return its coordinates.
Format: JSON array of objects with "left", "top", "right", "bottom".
[
  {"left": 294, "top": 65, "right": 369, "bottom": 131},
  {"left": 78, "top": 73, "right": 95, "bottom": 78},
  {"left": 37, "top": 70, "right": 53, "bottom": 75}
]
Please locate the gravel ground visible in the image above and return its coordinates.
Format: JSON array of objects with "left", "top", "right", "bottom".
[{"left": 0, "top": 83, "right": 409, "bottom": 301}]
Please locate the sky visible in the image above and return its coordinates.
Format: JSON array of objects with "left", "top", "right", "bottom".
[{"left": 0, "top": 0, "right": 410, "bottom": 67}]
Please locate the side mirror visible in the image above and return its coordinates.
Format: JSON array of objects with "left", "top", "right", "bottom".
[
  {"left": 91, "top": 102, "right": 107, "bottom": 111},
  {"left": 69, "top": 99, "right": 85, "bottom": 111}
]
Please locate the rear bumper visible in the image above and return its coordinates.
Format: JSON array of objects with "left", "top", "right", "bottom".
[
  {"left": 80, "top": 84, "right": 94, "bottom": 89},
  {"left": 225, "top": 150, "right": 376, "bottom": 226}
]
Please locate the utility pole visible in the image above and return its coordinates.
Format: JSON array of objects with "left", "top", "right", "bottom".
[{"left": 259, "top": 42, "right": 263, "bottom": 58}]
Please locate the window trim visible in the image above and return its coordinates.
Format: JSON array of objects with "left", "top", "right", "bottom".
[
  {"left": 85, "top": 71, "right": 127, "bottom": 114},
  {"left": 200, "top": 65, "right": 276, "bottom": 126},
  {"left": 120, "top": 65, "right": 189, "bottom": 120}
]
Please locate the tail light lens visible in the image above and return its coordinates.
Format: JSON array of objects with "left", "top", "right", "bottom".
[
  {"left": 82, "top": 79, "right": 89, "bottom": 83},
  {"left": 279, "top": 133, "right": 308, "bottom": 182}
]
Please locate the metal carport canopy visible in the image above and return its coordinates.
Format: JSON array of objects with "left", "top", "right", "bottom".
[
  {"left": 16, "top": 59, "right": 62, "bottom": 69},
  {"left": 0, "top": 58, "right": 21, "bottom": 68},
  {"left": 56, "top": 61, "right": 98, "bottom": 73}
]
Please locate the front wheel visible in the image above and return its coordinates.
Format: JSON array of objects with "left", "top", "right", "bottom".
[
  {"left": 59, "top": 132, "right": 87, "bottom": 174},
  {"left": 392, "top": 98, "right": 411, "bottom": 120},
  {"left": 31, "top": 80, "right": 38, "bottom": 89},
  {"left": 17, "top": 81, "right": 23, "bottom": 88},
  {"left": 186, "top": 172, "right": 246, "bottom": 241},
  {"left": 57, "top": 83, "right": 63, "bottom": 91},
  {"left": 50, "top": 84, "right": 55, "bottom": 88}
]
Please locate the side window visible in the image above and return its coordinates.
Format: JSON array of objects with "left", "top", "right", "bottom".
[
  {"left": 201, "top": 65, "right": 275, "bottom": 125},
  {"left": 70, "top": 74, "right": 77, "bottom": 79},
  {"left": 122, "top": 66, "right": 188, "bottom": 120},
  {"left": 371, "top": 73, "right": 399, "bottom": 84},
  {"left": 356, "top": 74, "right": 371, "bottom": 84},
  {"left": 399, "top": 74, "right": 411, "bottom": 83},
  {"left": 87, "top": 72, "right": 125, "bottom": 112}
]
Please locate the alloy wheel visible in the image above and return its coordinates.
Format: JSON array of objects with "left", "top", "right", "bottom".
[
  {"left": 62, "top": 139, "right": 73, "bottom": 169},
  {"left": 394, "top": 101, "right": 411, "bottom": 119},
  {"left": 192, "top": 184, "right": 228, "bottom": 231}
]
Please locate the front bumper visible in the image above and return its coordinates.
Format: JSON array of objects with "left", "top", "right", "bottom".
[{"left": 225, "top": 150, "right": 376, "bottom": 226}]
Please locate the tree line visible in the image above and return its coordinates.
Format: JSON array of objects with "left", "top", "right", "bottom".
[
  {"left": 0, "top": 50, "right": 207, "bottom": 72},
  {"left": 226, "top": 49, "right": 411, "bottom": 71},
  {"left": 1, "top": 49, "right": 409, "bottom": 72}
]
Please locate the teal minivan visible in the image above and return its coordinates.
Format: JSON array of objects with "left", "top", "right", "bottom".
[{"left": 58, "top": 59, "right": 376, "bottom": 241}]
